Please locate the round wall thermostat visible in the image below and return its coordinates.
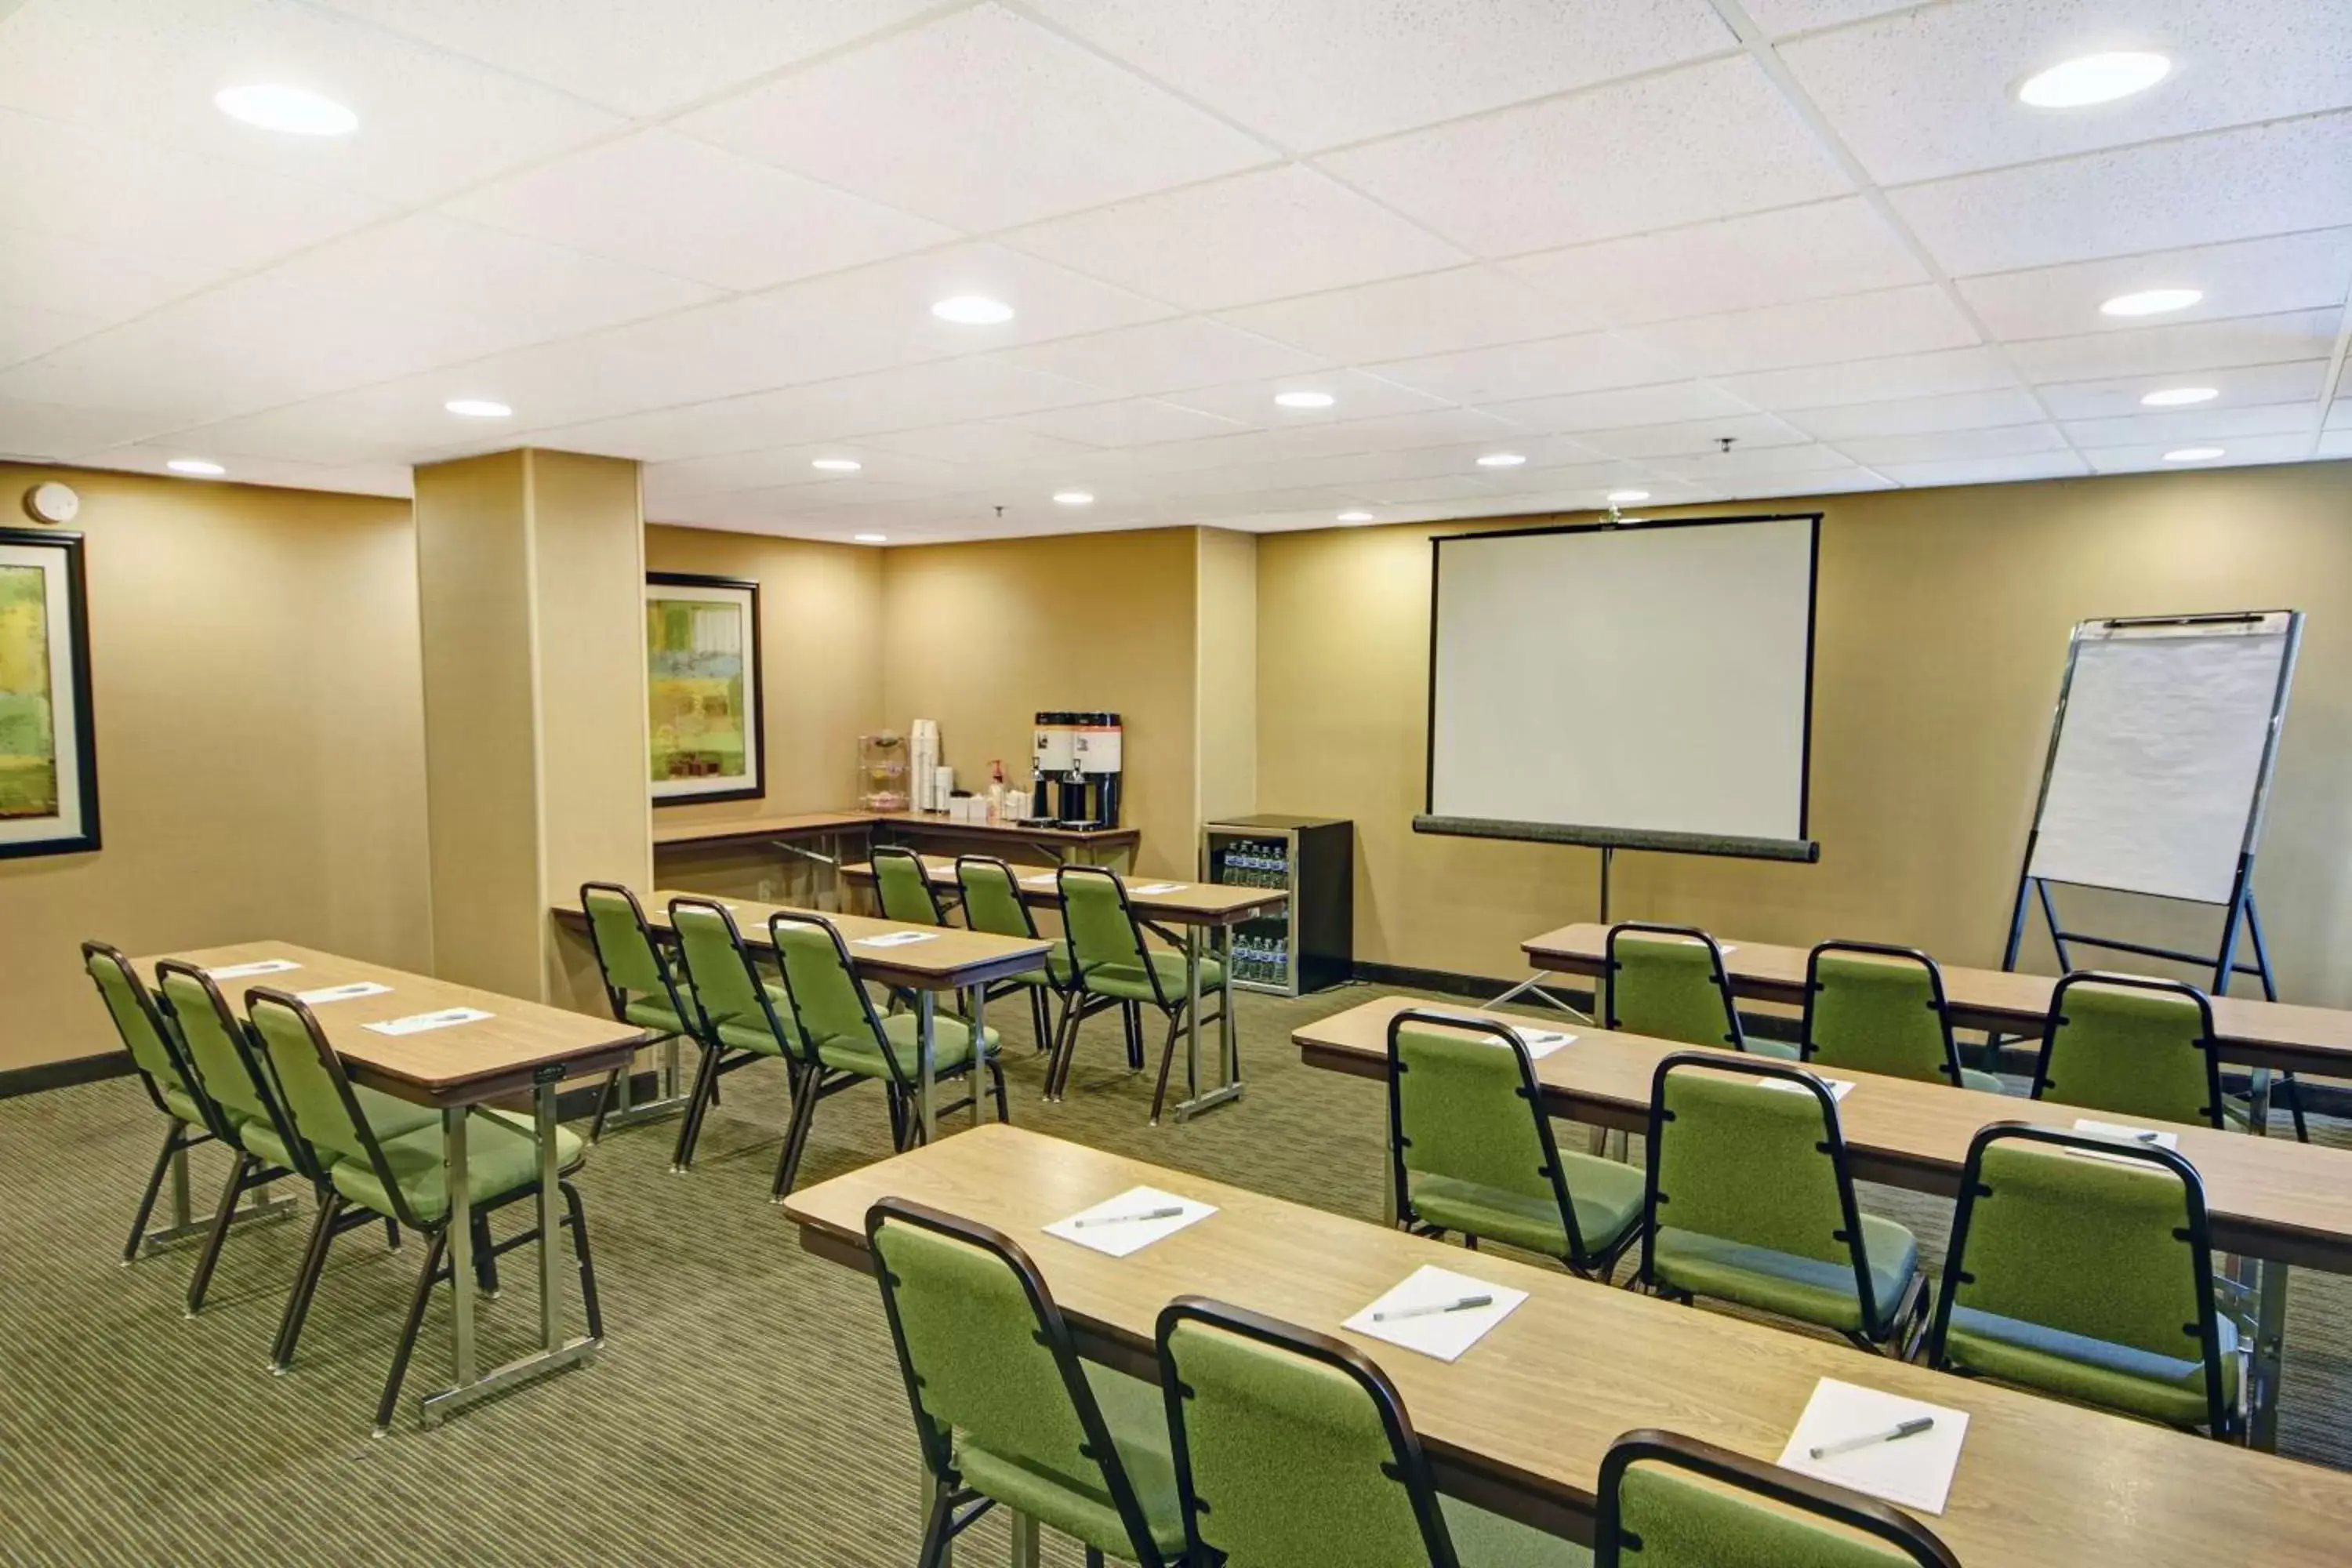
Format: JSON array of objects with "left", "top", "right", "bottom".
[{"left": 24, "top": 481, "right": 80, "bottom": 525}]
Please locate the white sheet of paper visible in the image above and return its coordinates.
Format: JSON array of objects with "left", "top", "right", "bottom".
[
  {"left": 856, "top": 930, "right": 940, "bottom": 948},
  {"left": 296, "top": 981, "right": 393, "bottom": 1005},
  {"left": 365, "top": 1007, "right": 493, "bottom": 1037},
  {"left": 1759, "top": 1076, "right": 1854, "bottom": 1102},
  {"left": 1042, "top": 1185, "right": 1217, "bottom": 1258},
  {"left": 1399, "top": 1007, "right": 1575, "bottom": 1058},
  {"left": 1345, "top": 1264, "right": 1527, "bottom": 1363},
  {"left": 1777, "top": 1378, "right": 1969, "bottom": 1515},
  {"left": 2072, "top": 1118, "right": 2179, "bottom": 1150},
  {"left": 205, "top": 959, "right": 301, "bottom": 978},
  {"left": 1132, "top": 882, "right": 1186, "bottom": 895}
]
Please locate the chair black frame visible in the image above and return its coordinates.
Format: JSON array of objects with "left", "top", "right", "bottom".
[
  {"left": 866, "top": 1197, "right": 1171, "bottom": 1568},
  {"left": 872, "top": 844, "right": 949, "bottom": 925},
  {"left": 241, "top": 988, "right": 601, "bottom": 1433},
  {"left": 1595, "top": 1428, "right": 1962, "bottom": 1567},
  {"left": 662, "top": 895, "right": 819, "bottom": 1184},
  {"left": 1050, "top": 865, "right": 1225, "bottom": 1121},
  {"left": 1638, "top": 1051, "right": 1927, "bottom": 1354},
  {"left": 2031, "top": 970, "right": 2229, "bottom": 1130},
  {"left": 1926, "top": 1120, "right": 2236, "bottom": 1438},
  {"left": 1801, "top": 939, "right": 1973, "bottom": 1088},
  {"left": 1157, "top": 1294, "right": 1465, "bottom": 1568},
  {"left": 1385, "top": 1007, "right": 1641, "bottom": 1277},
  {"left": 953, "top": 853, "right": 1066, "bottom": 1054},
  {"left": 577, "top": 881, "right": 699, "bottom": 1142},
  {"left": 84, "top": 942, "right": 223, "bottom": 1265},
  {"left": 1603, "top": 922, "right": 1745, "bottom": 1051}
]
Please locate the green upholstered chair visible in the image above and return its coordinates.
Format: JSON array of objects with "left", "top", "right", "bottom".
[
  {"left": 1387, "top": 1009, "right": 1644, "bottom": 1278},
  {"left": 1927, "top": 1122, "right": 2238, "bottom": 1436},
  {"left": 1159, "top": 1295, "right": 1588, "bottom": 1567},
  {"left": 663, "top": 895, "right": 813, "bottom": 1177},
  {"left": 766, "top": 913, "right": 1004, "bottom": 1198},
  {"left": 2031, "top": 971, "right": 2228, "bottom": 1128},
  {"left": 868, "top": 1198, "right": 1182, "bottom": 1568},
  {"left": 873, "top": 844, "right": 948, "bottom": 925},
  {"left": 1051, "top": 866, "right": 1225, "bottom": 1122},
  {"left": 1595, "top": 1429, "right": 1960, "bottom": 1567},
  {"left": 1637, "top": 1054, "right": 1926, "bottom": 1355},
  {"left": 1604, "top": 923, "right": 1796, "bottom": 1062},
  {"left": 82, "top": 942, "right": 219, "bottom": 1265},
  {"left": 154, "top": 960, "right": 419, "bottom": 1319},
  {"left": 1802, "top": 942, "right": 2002, "bottom": 1093},
  {"left": 242, "top": 988, "right": 600, "bottom": 1433},
  {"left": 955, "top": 854, "right": 1075, "bottom": 1052},
  {"left": 579, "top": 882, "right": 698, "bottom": 1141}
]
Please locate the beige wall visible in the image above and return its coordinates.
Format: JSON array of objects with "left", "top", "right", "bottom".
[
  {"left": 1, "top": 462, "right": 430, "bottom": 1072},
  {"left": 1259, "top": 459, "right": 2352, "bottom": 1006},
  {"left": 879, "top": 527, "right": 1199, "bottom": 880},
  {"left": 1195, "top": 527, "right": 1258, "bottom": 829}
]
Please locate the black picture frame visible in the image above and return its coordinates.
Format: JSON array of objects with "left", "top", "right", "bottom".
[
  {"left": 0, "top": 526, "right": 100, "bottom": 859},
  {"left": 645, "top": 570, "right": 765, "bottom": 808}
]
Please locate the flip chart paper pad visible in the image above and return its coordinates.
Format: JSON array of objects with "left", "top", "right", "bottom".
[
  {"left": 1043, "top": 1186, "right": 1216, "bottom": 1259},
  {"left": 206, "top": 959, "right": 300, "bottom": 978},
  {"left": 1345, "top": 1265, "right": 1527, "bottom": 1363},
  {"left": 365, "top": 1007, "right": 493, "bottom": 1037},
  {"left": 296, "top": 982, "right": 393, "bottom": 1005},
  {"left": 1778, "top": 1378, "right": 1969, "bottom": 1515}
]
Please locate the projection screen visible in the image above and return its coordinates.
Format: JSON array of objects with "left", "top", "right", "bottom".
[{"left": 1417, "top": 514, "right": 1821, "bottom": 862}]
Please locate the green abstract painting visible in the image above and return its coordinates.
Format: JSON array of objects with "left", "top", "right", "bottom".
[
  {"left": 0, "top": 527, "right": 97, "bottom": 858},
  {"left": 0, "top": 563, "right": 59, "bottom": 822},
  {"left": 646, "top": 574, "right": 763, "bottom": 804}
]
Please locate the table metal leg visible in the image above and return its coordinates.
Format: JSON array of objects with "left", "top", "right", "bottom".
[
  {"left": 535, "top": 1080, "right": 562, "bottom": 1351},
  {"left": 169, "top": 1144, "right": 192, "bottom": 1229},
  {"left": 917, "top": 989, "right": 938, "bottom": 1143},
  {"left": 444, "top": 1108, "right": 477, "bottom": 1387},
  {"left": 1173, "top": 920, "right": 1246, "bottom": 1123},
  {"left": 2249, "top": 1066, "right": 2274, "bottom": 1137},
  {"left": 2250, "top": 1256, "right": 2288, "bottom": 1450},
  {"left": 970, "top": 985, "right": 990, "bottom": 1128},
  {"left": 1007, "top": 1509, "right": 1039, "bottom": 1567},
  {"left": 140, "top": 1142, "right": 296, "bottom": 1254},
  {"left": 602, "top": 1033, "right": 695, "bottom": 1132}
]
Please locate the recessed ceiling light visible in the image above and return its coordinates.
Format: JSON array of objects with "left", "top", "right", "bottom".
[
  {"left": 1606, "top": 488, "right": 1651, "bottom": 503},
  {"left": 1052, "top": 490, "right": 1094, "bottom": 506},
  {"left": 2141, "top": 386, "right": 2219, "bottom": 407},
  {"left": 2165, "top": 446, "right": 2226, "bottom": 463},
  {"left": 2100, "top": 288, "right": 2201, "bottom": 318},
  {"left": 931, "top": 295, "right": 1014, "bottom": 325},
  {"left": 1336, "top": 510, "right": 1374, "bottom": 522},
  {"left": 214, "top": 83, "right": 358, "bottom": 136},
  {"left": 445, "top": 397, "right": 512, "bottom": 418},
  {"left": 811, "top": 458, "right": 862, "bottom": 473},
  {"left": 853, "top": 533, "right": 887, "bottom": 543},
  {"left": 2016, "top": 51, "right": 2172, "bottom": 109},
  {"left": 166, "top": 458, "right": 226, "bottom": 477},
  {"left": 1476, "top": 452, "right": 1526, "bottom": 468},
  {"left": 1274, "top": 390, "right": 1336, "bottom": 409}
]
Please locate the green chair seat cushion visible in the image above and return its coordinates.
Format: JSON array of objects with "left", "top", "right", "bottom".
[
  {"left": 815, "top": 1013, "right": 1000, "bottom": 1081},
  {"left": 237, "top": 1087, "right": 437, "bottom": 1172},
  {"left": 1440, "top": 1495, "right": 1592, "bottom": 1567},
  {"left": 706, "top": 985, "right": 800, "bottom": 1056},
  {"left": 1944, "top": 1305, "right": 2237, "bottom": 1428},
  {"left": 1077, "top": 949, "right": 1225, "bottom": 1004},
  {"left": 1006, "top": 939, "right": 1077, "bottom": 989},
  {"left": 1410, "top": 1154, "right": 1645, "bottom": 1263},
  {"left": 1744, "top": 1039, "right": 1802, "bottom": 1062},
  {"left": 161, "top": 1084, "right": 209, "bottom": 1128},
  {"left": 622, "top": 996, "right": 688, "bottom": 1036},
  {"left": 1959, "top": 1066, "right": 2005, "bottom": 1094},
  {"left": 953, "top": 1363, "right": 1185, "bottom": 1558},
  {"left": 1653, "top": 1214, "right": 1918, "bottom": 1336},
  {"left": 329, "top": 1109, "right": 583, "bottom": 1225}
]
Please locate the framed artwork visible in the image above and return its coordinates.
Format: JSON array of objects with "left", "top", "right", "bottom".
[
  {"left": 645, "top": 572, "right": 764, "bottom": 805},
  {"left": 0, "top": 528, "right": 100, "bottom": 859}
]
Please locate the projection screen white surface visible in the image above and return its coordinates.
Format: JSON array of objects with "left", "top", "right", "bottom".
[{"left": 1427, "top": 517, "right": 1817, "bottom": 848}]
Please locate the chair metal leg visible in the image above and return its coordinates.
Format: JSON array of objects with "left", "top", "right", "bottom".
[
  {"left": 271, "top": 1192, "right": 344, "bottom": 1372},
  {"left": 1121, "top": 1001, "right": 1143, "bottom": 1069},
  {"left": 915, "top": 1479, "right": 956, "bottom": 1568},
  {"left": 469, "top": 1210, "right": 499, "bottom": 1298},
  {"left": 1148, "top": 1010, "right": 1183, "bottom": 1123},
  {"left": 989, "top": 1057, "right": 1010, "bottom": 1123},
  {"left": 590, "top": 1064, "right": 622, "bottom": 1143},
  {"left": 772, "top": 1069, "right": 822, "bottom": 1201},
  {"left": 184, "top": 1152, "right": 253, "bottom": 1316},
  {"left": 1049, "top": 993, "right": 1088, "bottom": 1100},
  {"left": 1029, "top": 988, "right": 1051, "bottom": 1053},
  {"left": 384, "top": 1217, "right": 402, "bottom": 1250},
  {"left": 559, "top": 1180, "right": 603, "bottom": 1341},
  {"left": 372, "top": 1228, "right": 449, "bottom": 1435},
  {"left": 670, "top": 1044, "right": 724, "bottom": 1173},
  {"left": 122, "top": 1121, "right": 186, "bottom": 1264},
  {"left": 2285, "top": 1074, "right": 2310, "bottom": 1142}
]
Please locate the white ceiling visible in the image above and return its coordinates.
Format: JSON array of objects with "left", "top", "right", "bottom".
[{"left": 1, "top": 0, "right": 2347, "bottom": 543}]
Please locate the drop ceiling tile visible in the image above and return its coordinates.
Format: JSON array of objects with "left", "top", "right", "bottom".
[
  {"left": 2005, "top": 308, "right": 2341, "bottom": 383},
  {"left": 1626, "top": 285, "right": 1980, "bottom": 376},
  {"left": 0, "top": 303, "right": 102, "bottom": 371},
  {"left": 1871, "top": 452, "right": 2092, "bottom": 488},
  {"left": 996, "top": 318, "right": 1326, "bottom": 397},
  {"left": 0, "top": 0, "right": 622, "bottom": 206},
  {"left": 1784, "top": 0, "right": 2352, "bottom": 187},
  {"left": 1502, "top": 198, "right": 1926, "bottom": 328},
  {"left": 1243, "top": 408, "right": 1535, "bottom": 462},
  {"left": 1215, "top": 266, "right": 1601, "bottom": 363},
  {"left": 63, "top": 443, "right": 374, "bottom": 494},
  {"left": 1319, "top": 56, "right": 1852, "bottom": 256},
  {"left": 1372, "top": 332, "right": 1686, "bottom": 405},
  {"left": 0, "top": 397, "right": 183, "bottom": 459},
  {"left": 2034, "top": 358, "right": 2333, "bottom": 419},
  {"left": 1650, "top": 441, "right": 1873, "bottom": 480},
  {"left": 1720, "top": 466, "right": 1900, "bottom": 499},
  {"left": 1960, "top": 230, "right": 2352, "bottom": 342},
  {"left": 312, "top": 0, "right": 938, "bottom": 118},
  {"left": 1481, "top": 381, "right": 1759, "bottom": 435},
  {"left": 1714, "top": 345, "right": 2023, "bottom": 411},
  {"left": 1004, "top": 165, "right": 1466, "bottom": 313},
  {"left": 859, "top": 423, "right": 1100, "bottom": 470},
  {"left": 678, "top": 3, "right": 1272, "bottom": 231},
  {"left": 1834, "top": 421, "right": 2071, "bottom": 466},
  {"left": 1469, "top": 456, "right": 1668, "bottom": 495},
  {"left": 1336, "top": 474, "right": 1507, "bottom": 506},
  {"left": 1744, "top": 0, "right": 1922, "bottom": 34},
  {"left": 2331, "top": 398, "right": 2352, "bottom": 430},
  {"left": 1159, "top": 368, "right": 1453, "bottom": 428},
  {"left": 2316, "top": 428, "right": 2352, "bottom": 456},
  {"left": 1892, "top": 114, "right": 2352, "bottom": 277},
  {"left": 760, "top": 242, "right": 1177, "bottom": 356},
  {"left": 2062, "top": 401, "right": 2322, "bottom": 448},
  {"left": 0, "top": 224, "right": 233, "bottom": 324},
  {"left": 0, "top": 108, "right": 392, "bottom": 277},
  {"left": 1789, "top": 387, "right": 2050, "bottom": 441},
  {"left": 1577, "top": 413, "right": 1813, "bottom": 460},
  {"left": 1023, "top": 0, "right": 1733, "bottom": 152},
  {"left": 2079, "top": 434, "right": 2320, "bottom": 474},
  {"left": 652, "top": 446, "right": 971, "bottom": 506},
  {"left": 448, "top": 130, "right": 953, "bottom": 294},
  {"left": 996, "top": 398, "right": 1254, "bottom": 448}
]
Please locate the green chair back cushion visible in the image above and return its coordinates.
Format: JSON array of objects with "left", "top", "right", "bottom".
[
  {"left": 583, "top": 886, "right": 671, "bottom": 996},
  {"left": 158, "top": 971, "right": 270, "bottom": 1127},
  {"left": 1062, "top": 872, "right": 1149, "bottom": 982},
  {"left": 1809, "top": 956, "right": 1948, "bottom": 1084},
  {"left": 1396, "top": 1025, "right": 1556, "bottom": 1212},
  {"left": 1163, "top": 1318, "right": 1437, "bottom": 1568},
  {"left": 87, "top": 951, "right": 183, "bottom": 1093},
  {"left": 2041, "top": 984, "right": 2213, "bottom": 1124},
  {"left": 1617, "top": 1465, "right": 1918, "bottom": 1566},
  {"left": 245, "top": 996, "right": 370, "bottom": 1169},
  {"left": 773, "top": 920, "right": 880, "bottom": 1059},
  {"left": 1655, "top": 1069, "right": 1850, "bottom": 1273},
  {"left": 874, "top": 852, "right": 941, "bottom": 926},
  {"left": 670, "top": 903, "right": 786, "bottom": 1050},
  {"left": 957, "top": 860, "right": 1033, "bottom": 938},
  {"left": 1613, "top": 938, "right": 1737, "bottom": 1048}
]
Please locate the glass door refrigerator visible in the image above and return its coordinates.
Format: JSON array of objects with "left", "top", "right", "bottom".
[{"left": 1200, "top": 815, "right": 1353, "bottom": 996}]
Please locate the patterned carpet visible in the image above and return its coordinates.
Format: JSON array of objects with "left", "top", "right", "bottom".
[{"left": 2, "top": 981, "right": 2347, "bottom": 1566}]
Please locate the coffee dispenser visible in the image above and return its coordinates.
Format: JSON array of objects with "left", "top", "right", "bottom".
[{"left": 1031, "top": 710, "right": 1123, "bottom": 830}]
